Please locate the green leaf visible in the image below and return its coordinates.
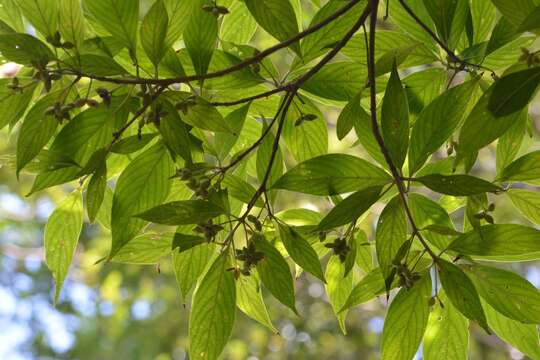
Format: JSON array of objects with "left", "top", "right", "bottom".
[
  {"left": 463, "top": 264, "right": 540, "bottom": 324},
  {"left": 422, "top": 0, "right": 459, "bottom": 43},
  {"left": 272, "top": 154, "right": 392, "bottom": 196},
  {"left": 189, "top": 252, "right": 236, "bottom": 360},
  {"left": 220, "top": 0, "right": 257, "bottom": 44},
  {"left": 110, "top": 134, "right": 157, "bottom": 154},
  {"left": 278, "top": 223, "right": 325, "bottom": 282},
  {"left": 301, "top": 62, "right": 365, "bottom": 101},
  {"left": 159, "top": 100, "right": 192, "bottom": 163},
  {"left": 65, "top": 54, "right": 128, "bottom": 76},
  {"left": 325, "top": 256, "right": 353, "bottom": 334},
  {"left": 449, "top": 224, "right": 540, "bottom": 261},
  {"left": 499, "top": 150, "right": 540, "bottom": 182},
  {"left": 84, "top": 0, "right": 138, "bottom": 50},
  {"left": 110, "top": 142, "right": 174, "bottom": 258},
  {"left": 488, "top": 67, "right": 540, "bottom": 117},
  {"left": 244, "top": 0, "right": 300, "bottom": 56},
  {"left": 173, "top": 243, "right": 216, "bottom": 299},
  {"left": 141, "top": 0, "right": 169, "bottom": 67},
  {"left": 408, "top": 80, "right": 478, "bottom": 174},
  {"left": 437, "top": 259, "right": 489, "bottom": 333},
  {"left": 483, "top": 301, "right": 540, "bottom": 360},
  {"left": 496, "top": 110, "right": 527, "bottom": 173},
  {"left": 184, "top": 1, "right": 218, "bottom": 77},
  {"left": 376, "top": 195, "right": 407, "bottom": 287},
  {"left": 423, "top": 290, "right": 469, "bottom": 360},
  {"left": 507, "top": 189, "right": 540, "bottom": 224},
  {"left": 183, "top": 97, "right": 233, "bottom": 133},
  {"left": 414, "top": 174, "right": 501, "bottom": 196},
  {"left": 172, "top": 233, "right": 206, "bottom": 253},
  {"left": 518, "top": 5, "right": 540, "bottom": 32},
  {"left": 86, "top": 163, "right": 106, "bottom": 223},
  {"left": 318, "top": 187, "right": 382, "bottom": 230},
  {"left": 336, "top": 92, "right": 361, "bottom": 141},
  {"left": 112, "top": 232, "right": 173, "bottom": 264},
  {"left": 44, "top": 190, "right": 83, "bottom": 304},
  {"left": 215, "top": 103, "right": 250, "bottom": 161},
  {"left": 0, "top": 33, "right": 53, "bottom": 65},
  {"left": 380, "top": 273, "right": 431, "bottom": 360},
  {"left": 14, "top": 0, "right": 57, "bottom": 36},
  {"left": 253, "top": 234, "right": 297, "bottom": 314},
  {"left": 256, "top": 122, "right": 283, "bottom": 188},
  {"left": 490, "top": 0, "right": 537, "bottom": 26},
  {"left": 59, "top": 0, "right": 85, "bottom": 49},
  {"left": 163, "top": 0, "right": 196, "bottom": 45},
  {"left": 0, "top": 81, "right": 36, "bottom": 130},
  {"left": 381, "top": 63, "right": 409, "bottom": 169},
  {"left": 341, "top": 268, "right": 388, "bottom": 311},
  {"left": 135, "top": 200, "right": 224, "bottom": 225},
  {"left": 222, "top": 174, "right": 263, "bottom": 207},
  {"left": 236, "top": 273, "right": 278, "bottom": 333}
]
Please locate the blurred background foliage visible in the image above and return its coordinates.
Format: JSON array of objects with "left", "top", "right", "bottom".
[{"left": 0, "top": 0, "right": 539, "bottom": 359}]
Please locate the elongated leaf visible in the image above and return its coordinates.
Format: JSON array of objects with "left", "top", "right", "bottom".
[
  {"left": 380, "top": 273, "right": 431, "bottom": 360},
  {"left": 44, "top": 190, "right": 83, "bottom": 304},
  {"left": 341, "top": 268, "right": 387, "bottom": 311},
  {"left": 110, "top": 134, "right": 157, "bottom": 154},
  {"left": 112, "top": 232, "right": 173, "bottom": 264},
  {"left": 15, "top": 0, "right": 57, "bottom": 36},
  {"left": 0, "top": 81, "right": 36, "bottom": 130},
  {"left": 376, "top": 195, "right": 407, "bottom": 287},
  {"left": 86, "top": 163, "right": 106, "bottom": 223},
  {"left": 65, "top": 54, "right": 127, "bottom": 76},
  {"left": 272, "top": 154, "right": 391, "bottom": 196},
  {"left": 135, "top": 200, "right": 224, "bottom": 225},
  {"left": 141, "top": 0, "right": 169, "bottom": 67},
  {"left": 84, "top": 0, "right": 139, "bottom": 50},
  {"left": 172, "top": 233, "right": 206, "bottom": 253},
  {"left": 220, "top": 1, "right": 257, "bottom": 44},
  {"left": 244, "top": 0, "right": 300, "bottom": 55},
  {"left": 221, "top": 174, "right": 263, "bottom": 207},
  {"left": 496, "top": 111, "right": 527, "bottom": 173},
  {"left": 325, "top": 256, "right": 353, "bottom": 334},
  {"left": 278, "top": 224, "right": 325, "bottom": 281},
  {"left": 414, "top": 174, "right": 501, "bottom": 196},
  {"left": 163, "top": 0, "right": 196, "bottom": 45},
  {"left": 449, "top": 224, "right": 540, "bottom": 261},
  {"left": 59, "top": 0, "right": 85, "bottom": 49},
  {"left": 253, "top": 234, "right": 297, "bottom": 314},
  {"left": 518, "top": 5, "right": 540, "bottom": 32},
  {"left": 159, "top": 101, "right": 192, "bottom": 163},
  {"left": 184, "top": 1, "right": 217, "bottom": 76},
  {"left": 423, "top": 290, "right": 469, "bottom": 360},
  {"left": 215, "top": 103, "right": 250, "bottom": 161},
  {"left": 173, "top": 243, "right": 216, "bottom": 299},
  {"left": 318, "top": 187, "right": 382, "bottom": 230},
  {"left": 0, "top": 33, "right": 53, "bottom": 65},
  {"left": 110, "top": 142, "right": 174, "bottom": 257},
  {"left": 236, "top": 273, "right": 277, "bottom": 333},
  {"left": 301, "top": 62, "right": 365, "bottom": 101},
  {"left": 381, "top": 63, "right": 409, "bottom": 169},
  {"left": 189, "top": 252, "right": 236, "bottom": 360},
  {"left": 183, "top": 97, "right": 233, "bottom": 133},
  {"left": 490, "top": 0, "right": 536, "bottom": 26},
  {"left": 499, "top": 150, "right": 540, "bottom": 182},
  {"left": 437, "top": 259, "right": 489, "bottom": 333},
  {"left": 507, "top": 189, "right": 540, "bottom": 224},
  {"left": 464, "top": 264, "right": 540, "bottom": 324},
  {"left": 483, "top": 301, "right": 540, "bottom": 360},
  {"left": 256, "top": 122, "right": 283, "bottom": 188},
  {"left": 336, "top": 92, "right": 361, "bottom": 140},
  {"left": 488, "top": 67, "right": 540, "bottom": 117},
  {"left": 408, "top": 80, "right": 478, "bottom": 174}
]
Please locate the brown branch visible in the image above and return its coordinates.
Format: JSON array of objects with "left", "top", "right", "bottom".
[
  {"left": 51, "top": 0, "right": 365, "bottom": 86},
  {"left": 366, "top": 0, "right": 438, "bottom": 260}
]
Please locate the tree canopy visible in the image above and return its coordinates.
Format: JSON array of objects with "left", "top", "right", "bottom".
[{"left": 1, "top": 0, "right": 540, "bottom": 359}]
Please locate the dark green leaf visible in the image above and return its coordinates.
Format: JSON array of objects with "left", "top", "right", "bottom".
[
  {"left": 518, "top": 5, "right": 540, "bottom": 32},
  {"left": 488, "top": 67, "right": 540, "bottom": 117},
  {"left": 0, "top": 33, "right": 53, "bottom": 65},
  {"left": 172, "top": 233, "right": 206, "bottom": 253},
  {"left": 110, "top": 134, "right": 157, "bottom": 154},
  {"left": 86, "top": 163, "right": 106, "bottom": 223},
  {"left": 414, "top": 174, "right": 502, "bottom": 196},
  {"left": 135, "top": 200, "right": 224, "bottom": 225}
]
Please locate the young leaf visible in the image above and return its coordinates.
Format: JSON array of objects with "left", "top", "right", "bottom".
[
  {"left": 376, "top": 195, "right": 407, "bottom": 288},
  {"left": 278, "top": 223, "right": 325, "bottom": 282},
  {"left": 423, "top": 290, "right": 469, "bottom": 360},
  {"left": 448, "top": 224, "right": 540, "bottom": 261},
  {"left": 272, "top": 154, "right": 392, "bottom": 196},
  {"left": 141, "top": 0, "right": 169, "bottom": 67},
  {"left": 380, "top": 273, "right": 431, "bottom": 360},
  {"left": 135, "top": 200, "right": 224, "bottom": 225},
  {"left": 499, "top": 150, "right": 540, "bottom": 182},
  {"left": 183, "top": 1, "right": 218, "bottom": 77},
  {"left": 488, "top": 67, "right": 540, "bottom": 117},
  {"left": 244, "top": 0, "right": 300, "bottom": 56},
  {"left": 189, "top": 252, "right": 236, "bottom": 360},
  {"left": 112, "top": 233, "right": 173, "bottom": 264},
  {"left": 437, "top": 259, "right": 489, "bottom": 333},
  {"left": 110, "top": 142, "right": 174, "bottom": 258},
  {"left": 483, "top": 300, "right": 540, "bottom": 360},
  {"left": 86, "top": 163, "right": 106, "bottom": 223},
  {"left": 236, "top": 273, "right": 278, "bottom": 333},
  {"left": 414, "top": 174, "right": 501, "bottom": 196},
  {"left": 173, "top": 243, "right": 216, "bottom": 299},
  {"left": 408, "top": 80, "right": 478, "bottom": 174},
  {"left": 84, "top": 0, "right": 139, "bottom": 50},
  {"left": 318, "top": 187, "right": 382, "bottom": 230},
  {"left": 464, "top": 264, "right": 540, "bottom": 324},
  {"left": 44, "top": 190, "right": 83, "bottom": 304},
  {"left": 253, "top": 234, "right": 297, "bottom": 314},
  {"left": 507, "top": 189, "right": 540, "bottom": 225},
  {"left": 381, "top": 63, "right": 409, "bottom": 169},
  {"left": 325, "top": 256, "right": 353, "bottom": 334}
]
